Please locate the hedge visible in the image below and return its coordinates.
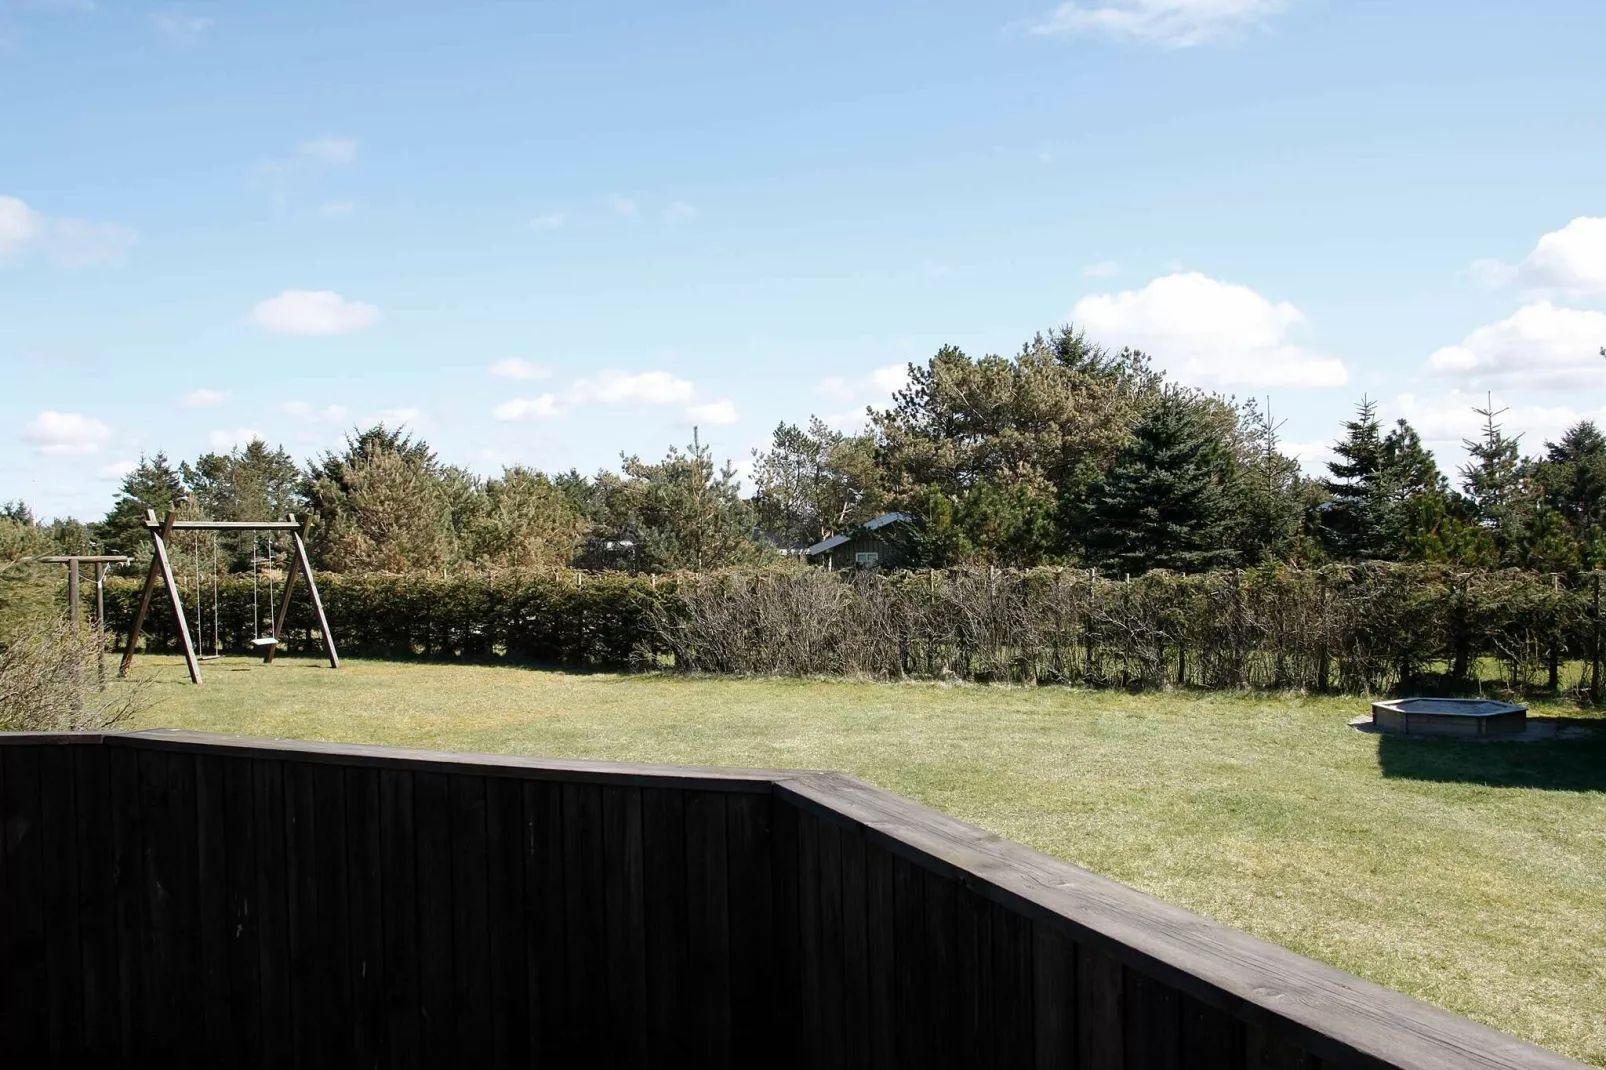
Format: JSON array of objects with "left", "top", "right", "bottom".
[{"left": 101, "top": 563, "right": 1606, "bottom": 695}]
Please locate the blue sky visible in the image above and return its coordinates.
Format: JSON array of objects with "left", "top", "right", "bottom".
[{"left": 4, "top": 0, "right": 1606, "bottom": 520}]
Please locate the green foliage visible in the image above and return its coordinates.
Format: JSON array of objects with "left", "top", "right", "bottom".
[
  {"left": 459, "top": 466, "right": 589, "bottom": 569},
  {"left": 307, "top": 426, "right": 460, "bottom": 572},
  {"left": 1082, "top": 390, "right": 1238, "bottom": 574},
  {"left": 750, "top": 417, "right": 884, "bottom": 547},
  {"left": 95, "top": 452, "right": 187, "bottom": 562}
]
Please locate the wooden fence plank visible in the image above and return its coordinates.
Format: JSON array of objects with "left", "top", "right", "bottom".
[
  {"left": 284, "top": 759, "right": 323, "bottom": 1065},
  {"left": 955, "top": 882, "right": 994, "bottom": 1068},
  {"left": 71, "top": 744, "right": 121, "bottom": 1059},
  {"left": 838, "top": 820, "right": 871, "bottom": 1070},
  {"left": 312, "top": 762, "right": 354, "bottom": 1069},
  {"left": 345, "top": 765, "right": 387, "bottom": 1068},
  {"left": 1125, "top": 965, "right": 1182, "bottom": 1070},
  {"left": 449, "top": 774, "right": 492, "bottom": 1068},
  {"left": 1077, "top": 943, "right": 1124, "bottom": 1070},
  {"left": 817, "top": 816, "right": 847, "bottom": 1068},
  {"left": 603, "top": 785, "right": 649, "bottom": 1068},
  {"left": 892, "top": 853, "right": 927, "bottom": 1066},
  {"left": 194, "top": 753, "right": 232, "bottom": 1054},
  {"left": 991, "top": 898, "right": 1034, "bottom": 1069},
  {"left": 219, "top": 757, "right": 261, "bottom": 1069},
  {"left": 1033, "top": 922, "right": 1077, "bottom": 1070},
  {"left": 37, "top": 743, "right": 84, "bottom": 1060},
  {"left": 414, "top": 772, "right": 456, "bottom": 1065},
  {"left": 109, "top": 744, "right": 144, "bottom": 1059},
  {"left": 795, "top": 806, "right": 823, "bottom": 1069},
  {"left": 642, "top": 786, "right": 690, "bottom": 1066},
  {"left": 727, "top": 790, "right": 775, "bottom": 1061},
  {"left": 378, "top": 767, "right": 421, "bottom": 1070},
  {"left": 484, "top": 775, "right": 528, "bottom": 1069},
  {"left": 1180, "top": 993, "right": 1244, "bottom": 1069},
  {"left": 1, "top": 747, "right": 47, "bottom": 1063},
  {"left": 524, "top": 780, "right": 567, "bottom": 1065},
  {"left": 252, "top": 759, "right": 293, "bottom": 1068},
  {"left": 560, "top": 782, "right": 608, "bottom": 1057},
  {"left": 864, "top": 838, "right": 899, "bottom": 1070},
  {"left": 768, "top": 791, "right": 802, "bottom": 1070},
  {"left": 923, "top": 868, "right": 959, "bottom": 1070},
  {"left": 686, "top": 790, "right": 733, "bottom": 1069}
]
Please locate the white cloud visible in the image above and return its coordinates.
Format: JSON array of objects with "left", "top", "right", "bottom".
[
  {"left": 22, "top": 411, "right": 110, "bottom": 455},
  {"left": 97, "top": 459, "right": 137, "bottom": 481},
  {"left": 375, "top": 407, "right": 419, "bottom": 426},
  {"left": 250, "top": 290, "right": 379, "bottom": 335},
  {"left": 608, "top": 195, "right": 639, "bottom": 218},
  {"left": 1426, "top": 301, "right": 1606, "bottom": 391},
  {"left": 181, "top": 388, "right": 229, "bottom": 408},
  {"left": 572, "top": 369, "right": 695, "bottom": 406},
  {"left": 209, "top": 428, "right": 264, "bottom": 450},
  {"left": 494, "top": 394, "right": 564, "bottom": 421},
  {"left": 0, "top": 194, "right": 135, "bottom": 267},
  {"left": 488, "top": 358, "right": 551, "bottom": 381},
  {"left": 283, "top": 401, "right": 349, "bottom": 423},
  {"left": 529, "top": 212, "right": 565, "bottom": 231},
  {"left": 817, "top": 363, "right": 909, "bottom": 429},
  {"left": 686, "top": 399, "right": 738, "bottom": 426},
  {"left": 1083, "top": 260, "right": 1121, "bottom": 278},
  {"left": 1072, "top": 272, "right": 1347, "bottom": 388},
  {"left": 298, "top": 138, "right": 357, "bottom": 166},
  {"left": 1026, "top": 0, "right": 1290, "bottom": 47},
  {"left": 150, "top": 11, "right": 212, "bottom": 42},
  {"left": 319, "top": 201, "right": 356, "bottom": 218},
  {"left": 1476, "top": 217, "right": 1606, "bottom": 297},
  {"left": 0, "top": 196, "right": 43, "bottom": 255},
  {"left": 663, "top": 201, "right": 697, "bottom": 224}
]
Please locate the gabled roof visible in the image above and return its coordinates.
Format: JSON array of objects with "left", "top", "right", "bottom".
[{"left": 803, "top": 512, "right": 913, "bottom": 557}]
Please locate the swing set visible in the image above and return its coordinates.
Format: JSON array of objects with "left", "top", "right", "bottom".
[{"left": 118, "top": 509, "right": 339, "bottom": 685}]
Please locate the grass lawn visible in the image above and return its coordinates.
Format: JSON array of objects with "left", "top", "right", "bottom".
[{"left": 118, "top": 654, "right": 1606, "bottom": 1067}]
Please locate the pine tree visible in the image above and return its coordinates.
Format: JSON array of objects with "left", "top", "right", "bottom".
[
  {"left": 1320, "top": 397, "right": 1384, "bottom": 559},
  {"left": 1458, "top": 396, "right": 1523, "bottom": 530},
  {"left": 1081, "top": 391, "right": 1236, "bottom": 574},
  {"left": 95, "top": 453, "right": 188, "bottom": 559}
]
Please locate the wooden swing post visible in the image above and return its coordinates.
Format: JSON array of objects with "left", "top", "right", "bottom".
[{"left": 119, "top": 512, "right": 338, "bottom": 685}]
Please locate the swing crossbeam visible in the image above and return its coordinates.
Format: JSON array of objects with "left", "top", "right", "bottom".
[{"left": 118, "top": 511, "right": 339, "bottom": 685}]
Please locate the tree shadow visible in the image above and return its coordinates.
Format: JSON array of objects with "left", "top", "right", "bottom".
[{"left": 1375, "top": 719, "right": 1606, "bottom": 791}]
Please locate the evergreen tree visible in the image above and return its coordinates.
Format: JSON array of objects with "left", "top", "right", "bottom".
[
  {"left": 95, "top": 453, "right": 187, "bottom": 559},
  {"left": 1320, "top": 397, "right": 1385, "bottom": 559},
  {"left": 1227, "top": 397, "right": 1305, "bottom": 565},
  {"left": 305, "top": 426, "right": 458, "bottom": 572},
  {"left": 1458, "top": 396, "right": 1524, "bottom": 534},
  {"left": 461, "top": 466, "right": 589, "bottom": 569},
  {"left": 182, "top": 439, "right": 305, "bottom": 570},
  {"left": 1081, "top": 391, "right": 1236, "bottom": 574},
  {"left": 750, "top": 418, "right": 884, "bottom": 548},
  {"left": 1532, "top": 421, "right": 1606, "bottom": 560}
]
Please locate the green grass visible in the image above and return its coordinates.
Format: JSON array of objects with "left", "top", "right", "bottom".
[{"left": 119, "top": 654, "right": 1606, "bottom": 1066}]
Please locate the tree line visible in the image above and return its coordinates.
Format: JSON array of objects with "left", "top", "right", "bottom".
[{"left": 6, "top": 324, "right": 1606, "bottom": 580}]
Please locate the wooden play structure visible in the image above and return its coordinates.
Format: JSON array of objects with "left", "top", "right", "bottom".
[{"left": 117, "top": 510, "right": 339, "bottom": 685}]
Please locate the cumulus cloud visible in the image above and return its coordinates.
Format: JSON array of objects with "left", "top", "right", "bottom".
[
  {"left": 1072, "top": 272, "right": 1347, "bottom": 388},
  {"left": 375, "top": 407, "right": 419, "bottom": 427},
  {"left": 22, "top": 411, "right": 111, "bottom": 455},
  {"left": 529, "top": 212, "right": 565, "bottom": 232},
  {"left": 1026, "top": 0, "right": 1291, "bottom": 47},
  {"left": 686, "top": 399, "right": 738, "bottom": 426},
  {"left": 250, "top": 290, "right": 379, "bottom": 335},
  {"left": 494, "top": 394, "right": 564, "bottom": 421},
  {"left": 181, "top": 388, "right": 229, "bottom": 408},
  {"left": 1426, "top": 301, "right": 1606, "bottom": 391},
  {"left": 0, "top": 194, "right": 136, "bottom": 267},
  {"left": 488, "top": 359, "right": 550, "bottom": 381},
  {"left": 1473, "top": 217, "right": 1606, "bottom": 297},
  {"left": 816, "top": 363, "right": 910, "bottom": 429},
  {"left": 572, "top": 369, "right": 696, "bottom": 406},
  {"left": 298, "top": 138, "right": 357, "bottom": 165},
  {"left": 97, "top": 459, "right": 137, "bottom": 481}
]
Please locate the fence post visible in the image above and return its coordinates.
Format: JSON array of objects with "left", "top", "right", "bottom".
[{"left": 1593, "top": 572, "right": 1602, "bottom": 703}]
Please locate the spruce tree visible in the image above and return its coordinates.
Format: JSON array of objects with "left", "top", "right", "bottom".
[
  {"left": 95, "top": 453, "right": 187, "bottom": 558},
  {"left": 1458, "top": 396, "right": 1523, "bottom": 529},
  {"left": 1081, "top": 391, "right": 1235, "bottom": 574},
  {"left": 1320, "top": 397, "right": 1384, "bottom": 559}
]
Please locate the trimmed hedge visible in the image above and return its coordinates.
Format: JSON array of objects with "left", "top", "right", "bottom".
[{"left": 102, "top": 563, "right": 1606, "bottom": 695}]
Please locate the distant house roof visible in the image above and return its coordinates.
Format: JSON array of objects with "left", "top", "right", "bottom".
[{"left": 804, "top": 512, "right": 913, "bottom": 558}]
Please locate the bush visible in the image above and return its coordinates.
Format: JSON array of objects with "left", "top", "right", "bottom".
[
  {"left": 0, "top": 619, "right": 149, "bottom": 732},
  {"left": 100, "top": 564, "right": 1606, "bottom": 696}
]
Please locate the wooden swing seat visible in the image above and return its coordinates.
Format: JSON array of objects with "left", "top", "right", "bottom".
[{"left": 250, "top": 637, "right": 280, "bottom": 648}]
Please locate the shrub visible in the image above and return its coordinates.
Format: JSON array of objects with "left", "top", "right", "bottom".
[{"left": 0, "top": 619, "right": 150, "bottom": 732}]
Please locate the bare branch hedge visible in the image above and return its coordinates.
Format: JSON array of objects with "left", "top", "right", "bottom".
[{"left": 102, "top": 564, "right": 1604, "bottom": 695}]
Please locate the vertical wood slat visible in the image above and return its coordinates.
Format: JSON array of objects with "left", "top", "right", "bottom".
[
  {"left": 484, "top": 775, "right": 527, "bottom": 1069},
  {"left": 864, "top": 839, "right": 899, "bottom": 1070},
  {"left": 346, "top": 765, "right": 386, "bottom": 1068},
  {"left": 795, "top": 806, "right": 823, "bottom": 1069},
  {"left": 1, "top": 746, "right": 47, "bottom": 1063},
  {"left": 955, "top": 883, "right": 994, "bottom": 1068},
  {"left": 313, "top": 763, "right": 354, "bottom": 1070},
  {"left": 449, "top": 774, "right": 491, "bottom": 1068},
  {"left": 72, "top": 744, "right": 121, "bottom": 1059},
  {"left": 922, "top": 869, "right": 958, "bottom": 1070},
  {"left": 194, "top": 753, "right": 231, "bottom": 1055},
  {"left": 1078, "top": 943, "right": 1125, "bottom": 1070},
  {"left": 253, "top": 759, "right": 292, "bottom": 1069},
  {"left": 561, "top": 782, "right": 607, "bottom": 1058},
  {"left": 727, "top": 790, "right": 775, "bottom": 1061},
  {"left": 524, "top": 780, "right": 567, "bottom": 1066},
  {"left": 37, "top": 744, "right": 84, "bottom": 1060},
  {"left": 892, "top": 853, "right": 926, "bottom": 1066},
  {"left": 414, "top": 772, "right": 455, "bottom": 1065},
  {"left": 220, "top": 756, "right": 261, "bottom": 1069},
  {"left": 837, "top": 822, "right": 871, "bottom": 1070},
  {"left": 1033, "top": 922, "right": 1077, "bottom": 1070},
  {"left": 603, "top": 785, "right": 649, "bottom": 1067},
  {"left": 685, "top": 790, "right": 732, "bottom": 1069},
  {"left": 642, "top": 786, "right": 689, "bottom": 1066},
  {"left": 767, "top": 791, "right": 801, "bottom": 1070},
  {"left": 991, "top": 898, "right": 1035, "bottom": 1068},
  {"left": 817, "top": 817, "right": 847, "bottom": 1069},
  {"left": 378, "top": 767, "right": 420, "bottom": 1070}
]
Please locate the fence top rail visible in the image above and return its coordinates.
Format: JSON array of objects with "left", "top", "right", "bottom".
[
  {"left": 776, "top": 771, "right": 1587, "bottom": 1070},
  {"left": 0, "top": 730, "right": 790, "bottom": 793}
]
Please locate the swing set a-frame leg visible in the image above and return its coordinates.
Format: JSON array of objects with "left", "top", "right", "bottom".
[
  {"left": 267, "top": 513, "right": 339, "bottom": 669},
  {"left": 120, "top": 509, "right": 202, "bottom": 684}
]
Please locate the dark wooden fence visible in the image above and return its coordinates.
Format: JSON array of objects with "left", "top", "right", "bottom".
[{"left": 0, "top": 731, "right": 1586, "bottom": 1069}]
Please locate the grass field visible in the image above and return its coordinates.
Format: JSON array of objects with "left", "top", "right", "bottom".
[{"left": 117, "top": 654, "right": 1606, "bottom": 1066}]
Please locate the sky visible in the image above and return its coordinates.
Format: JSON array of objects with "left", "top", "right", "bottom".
[{"left": 4, "top": 0, "right": 1606, "bottom": 521}]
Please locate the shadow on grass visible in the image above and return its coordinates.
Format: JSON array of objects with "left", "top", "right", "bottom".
[{"left": 1377, "top": 721, "right": 1606, "bottom": 791}]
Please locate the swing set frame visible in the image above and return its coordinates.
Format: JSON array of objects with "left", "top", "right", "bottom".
[{"left": 118, "top": 509, "right": 340, "bottom": 685}]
